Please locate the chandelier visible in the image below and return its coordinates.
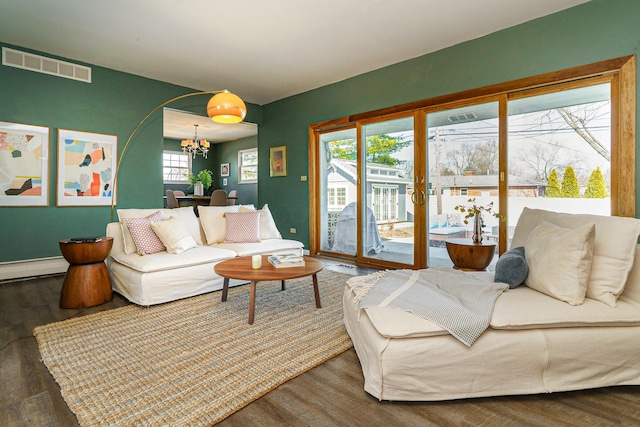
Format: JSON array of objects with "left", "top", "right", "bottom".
[{"left": 181, "top": 124, "right": 210, "bottom": 159}]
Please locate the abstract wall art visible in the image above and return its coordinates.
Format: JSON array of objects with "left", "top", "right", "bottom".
[
  {"left": 57, "top": 129, "right": 117, "bottom": 206},
  {"left": 0, "top": 121, "right": 50, "bottom": 206}
]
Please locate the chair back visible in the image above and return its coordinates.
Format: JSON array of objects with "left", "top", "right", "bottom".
[
  {"left": 166, "top": 189, "right": 179, "bottom": 208},
  {"left": 209, "top": 189, "right": 228, "bottom": 206},
  {"left": 227, "top": 190, "right": 238, "bottom": 205},
  {"left": 173, "top": 190, "right": 185, "bottom": 197}
]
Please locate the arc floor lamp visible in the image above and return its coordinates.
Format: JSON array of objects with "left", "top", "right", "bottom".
[{"left": 109, "top": 90, "right": 246, "bottom": 222}]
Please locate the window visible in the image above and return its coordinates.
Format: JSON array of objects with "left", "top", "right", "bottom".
[
  {"left": 328, "top": 187, "right": 347, "bottom": 208},
  {"left": 238, "top": 148, "right": 257, "bottom": 183},
  {"left": 163, "top": 151, "right": 190, "bottom": 183}
]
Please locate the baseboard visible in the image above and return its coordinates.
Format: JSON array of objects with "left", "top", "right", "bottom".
[{"left": 0, "top": 256, "right": 68, "bottom": 281}]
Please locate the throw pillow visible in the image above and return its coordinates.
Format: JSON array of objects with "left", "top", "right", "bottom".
[
  {"left": 117, "top": 208, "right": 169, "bottom": 254},
  {"left": 150, "top": 217, "right": 197, "bottom": 254},
  {"left": 525, "top": 221, "right": 596, "bottom": 306},
  {"left": 239, "top": 204, "right": 282, "bottom": 240},
  {"left": 123, "top": 211, "right": 166, "bottom": 255},
  {"left": 166, "top": 207, "right": 203, "bottom": 245},
  {"left": 224, "top": 211, "right": 261, "bottom": 243},
  {"left": 198, "top": 205, "right": 241, "bottom": 244},
  {"left": 494, "top": 246, "right": 528, "bottom": 289},
  {"left": 511, "top": 207, "right": 640, "bottom": 306}
]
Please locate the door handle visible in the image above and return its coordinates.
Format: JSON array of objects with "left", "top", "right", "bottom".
[
  {"left": 420, "top": 190, "right": 426, "bottom": 205},
  {"left": 411, "top": 191, "right": 417, "bottom": 205}
]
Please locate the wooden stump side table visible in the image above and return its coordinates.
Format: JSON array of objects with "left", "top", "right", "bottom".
[
  {"left": 445, "top": 238, "right": 497, "bottom": 271},
  {"left": 59, "top": 237, "right": 114, "bottom": 308}
]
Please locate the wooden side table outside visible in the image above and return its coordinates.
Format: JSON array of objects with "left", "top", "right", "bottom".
[
  {"left": 445, "top": 238, "right": 497, "bottom": 271},
  {"left": 58, "top": 237, "right": 114, "bottom": 308}
]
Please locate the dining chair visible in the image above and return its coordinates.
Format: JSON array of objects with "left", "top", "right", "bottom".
[
  {"left": 209, "top": 189, "right": 228, "bottom": 206},
  {"left": 165, "top": 189, "right": 179, "bottom": 208},
  {"left": 227, "top": 190, "right": 238, "bottom": 205},
  {"left": 173, "top": 190, "right": 185, "bottom": 197}
]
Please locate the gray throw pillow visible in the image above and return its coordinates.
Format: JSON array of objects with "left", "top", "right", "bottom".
[{"left": 494, "top": 246, "right": 528, "bottom": 289}]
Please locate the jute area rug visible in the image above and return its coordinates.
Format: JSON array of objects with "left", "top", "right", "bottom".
[{"left": 34, "top": 270, "right": 354, "bottom": 427}]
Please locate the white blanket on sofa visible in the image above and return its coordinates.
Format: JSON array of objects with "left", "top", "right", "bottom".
[{"left": 356, "top": 269, "right": 508, "bottom": 346}]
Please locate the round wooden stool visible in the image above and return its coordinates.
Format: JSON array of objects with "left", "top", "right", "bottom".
[{"left": 59, "top": 237, "right": 114, "bottom": 308}]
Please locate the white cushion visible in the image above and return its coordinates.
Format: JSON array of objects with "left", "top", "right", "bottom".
[
  {"left": 110, "top": 245, "right": 237, "bottom": 273},
  {"left": 491, "top": 286, "right": 640, "bottom": 329},
  {"left": 213, "top": 239, "right": 304, "bottom": 257},
  {"left": 123, "top": 211, "right": 166, "bottom": 255},
  {"left": 150, "top": 217, "right": 197, "bottom": 254},
  {"left": 240, "top": 204, "right": 282, "bottom": 240},
  {"left": 224, "top": 211, "right": 261, "bottom": 243},
  {"left": 512, "top": 208, "right": 640, "bottom": 306},
  {"left": 524, "top": 221, "right": 595, "bottom": 306},
  {"left": 166, "top": 207, "right": 203, "bottom": 245},
  {"left": 197, "top": 205, "right": 241, "bottom": 244}
]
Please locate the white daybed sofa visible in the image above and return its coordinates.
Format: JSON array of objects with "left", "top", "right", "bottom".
[
  {"left": 106, "top": 204, "right": 303, "bottom": 306},
  {"left": 344, "top": 208, "right": 640, "bottom": 401}
]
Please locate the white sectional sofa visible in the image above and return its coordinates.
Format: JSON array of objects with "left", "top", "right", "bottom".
[
  {"left": 344, "top": 208, "right": 640, "bottom": 401},
  {"left": 106, "top": 205, "right": 304, "bottom": 306}
]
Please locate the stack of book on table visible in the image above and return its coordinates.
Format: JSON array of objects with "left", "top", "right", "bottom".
[{"left": 267, "top": 254, "right": 305, "bottom": 268}]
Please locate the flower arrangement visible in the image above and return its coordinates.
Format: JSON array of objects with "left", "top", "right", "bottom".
[
  {"left": 453, "top": 198, "right": 499, "bottom": 224},
  {"left": 454, "top": 198, "right": 500, "bottom": 243}
]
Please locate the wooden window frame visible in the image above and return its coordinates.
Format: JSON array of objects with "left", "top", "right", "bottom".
[{"left": 308, "top": 56, "right": 635, "bottom": 259}]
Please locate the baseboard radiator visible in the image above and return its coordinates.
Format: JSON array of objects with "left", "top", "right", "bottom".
[{"left": 0, "top": 256, "right": 68, "bottom": 282}]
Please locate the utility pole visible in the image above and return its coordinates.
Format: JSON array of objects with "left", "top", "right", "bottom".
[{"left": 435, "top": 127, "right": 442, "bottom": 215}]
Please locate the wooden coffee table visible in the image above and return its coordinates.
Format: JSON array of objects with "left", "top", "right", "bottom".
[{"left": 214, "top": 255, "right": 324, "bottom": 324}]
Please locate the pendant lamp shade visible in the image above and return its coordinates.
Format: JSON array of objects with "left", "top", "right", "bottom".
[{"left": 207, "top": 90, "right": 247, "bottom": 123}]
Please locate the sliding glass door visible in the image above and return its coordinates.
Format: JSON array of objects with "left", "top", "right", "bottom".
[
  {"left": 361, "top": 116, "right": 416, "bottom": 266},
  {"left": 426, "top": 102, "right": 499, "bottom": 267}
]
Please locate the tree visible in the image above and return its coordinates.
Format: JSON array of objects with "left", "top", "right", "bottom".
[
  {"left": 545, "top": 168, "right": 561, "bottom": 197},
  {"left": 329, "top": 134, "right": 411, "bottom": 167},
  {"left": 583, "top": 167, "right": 608, "bottom": 198},
  {"left": 558, "top": 105, "right": 610, "bottom": 162},
  {"left": 329, "top": 139, "right": 356, "bottom": 161},
  {"left": 365, "top": 134, "right": 411, "bottom": 166},
  {"left": 446, "top": 140, "right": 498, "bottom": 175},
  {"left": 560, "top": 166, "right": 581, "bottom": 198}
]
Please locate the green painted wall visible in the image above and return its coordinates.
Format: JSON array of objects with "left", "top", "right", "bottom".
[
  {"left": 258, "top": 0, "right": 640, "bottom": 248},
  {"left": 1, "top": 0, "right": 638, "bottom": 263},
  {"left": 0, "top": 42, "right": 259, "bottom": 263},
  {"left": 212, "top": 135, "right": 258, "bottom": 206}
]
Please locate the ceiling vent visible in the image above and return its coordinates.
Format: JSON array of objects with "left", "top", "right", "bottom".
[
  {"left": 2, "top": 47, "right": 91, "bottom": 83},
  {"left": 447, "top": 112, "right": 477, "bottom": 123}
]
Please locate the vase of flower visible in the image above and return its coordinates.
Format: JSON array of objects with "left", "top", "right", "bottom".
[
  {"left": 472, "top": 212, "right": 483, "bottom": 243},
  {"left": 454, "top": 198, "right": 500, "bottom": 244}
]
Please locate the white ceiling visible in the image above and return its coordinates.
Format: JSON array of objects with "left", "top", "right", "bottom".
[{"left": 0, "top": 0, "right": 589, "bottom": 140}]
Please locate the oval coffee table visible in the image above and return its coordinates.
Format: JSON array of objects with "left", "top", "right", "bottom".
[{"left": 214, "top": 255, "right": 324, "bottom": 324}]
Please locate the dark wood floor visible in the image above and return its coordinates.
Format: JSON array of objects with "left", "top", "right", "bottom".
[{"left": 2, "top": 262, "right": 640, "bottom": 427}]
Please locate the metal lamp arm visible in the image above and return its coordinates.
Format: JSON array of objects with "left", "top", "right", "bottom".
[{"left": 109, "top": 90, "right": 225, "bottom": 222}]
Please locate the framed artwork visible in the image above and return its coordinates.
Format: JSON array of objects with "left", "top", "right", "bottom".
[
  {"left": 0, "top": 121, "right": 50, "bottom": 206},
  {"left": 57, "top": 129, "right": 117, "bottom": 206},
  {"left": 269, "top": 145, "right": 287, "bottom": 177},
  {"left": 220, "top": 163, "right": 230, "bottom": 177}
]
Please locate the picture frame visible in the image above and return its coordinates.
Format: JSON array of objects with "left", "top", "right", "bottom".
[
  {"left": 0, "top": 121, "right": 50, "bottom": 206},
  {"left": 57, "top": 129, "right": 117, "bottom": 206},
  {"left": 269, "top": 145, "right": 287, "bottom": 177},
  {"left": 220, "top": 163, "right": 230, "bottom": 177}
]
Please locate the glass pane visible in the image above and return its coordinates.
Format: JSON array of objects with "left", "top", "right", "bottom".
[
  {"left": 507, "top": 83, "right": 611, "bottom": 243},
  {"left": 362, "top": 117, "right": 414, "bottom": 264},
  {"left": 319, "top": 128, "right": 357, "bottom": 254},
  {"left": 426, "top": 102, "right": 499, "bottom": 268},
  {"left": 240, "top": 165, "right": 257, "bottom": 181}
]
